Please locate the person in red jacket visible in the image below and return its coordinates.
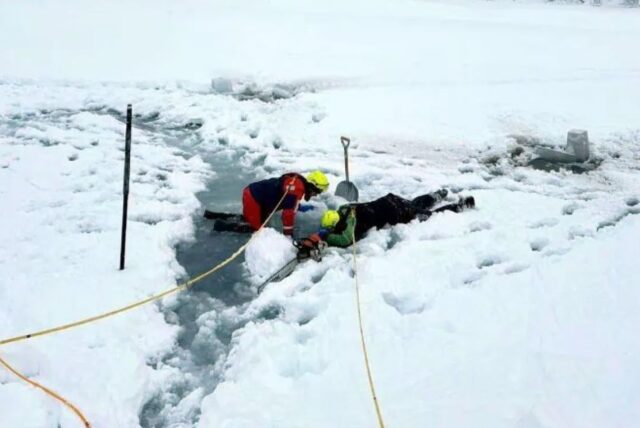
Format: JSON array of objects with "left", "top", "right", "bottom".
[{"left": 242, "top": 170, "right": 329, "bottom": 236}]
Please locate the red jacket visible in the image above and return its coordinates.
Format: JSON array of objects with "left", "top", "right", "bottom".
[{"left": 247, "top": 173, "right": 309, "bottom": 235}]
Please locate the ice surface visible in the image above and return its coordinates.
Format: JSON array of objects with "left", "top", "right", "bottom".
[{"left": 1, "top": 0, "right": 640, "bottom": 427}]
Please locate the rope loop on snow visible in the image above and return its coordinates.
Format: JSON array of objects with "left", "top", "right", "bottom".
[
  {"left": 0, "top": 179, "right": 294, "bottom": 427},
  {"left": 350, "top": 211, "right": 386, "bottom": 428},
  {"left": 0, "top": 354, "right": 91, "bottom": 427},
  {"left": 0, "top": 182, "right": 291, "bottom": 347}
]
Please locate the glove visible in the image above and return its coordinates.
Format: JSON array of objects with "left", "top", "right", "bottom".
[{"left": 317, "top": 228, "right": 329, "bottom": 240}]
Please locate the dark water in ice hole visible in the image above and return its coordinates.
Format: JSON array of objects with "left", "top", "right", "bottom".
[
  {"left": 139, "top": 147, "right": 321, "bottom": 427},
  {"left": 139, "top": 148, "right": 259, "bottom": 427}
]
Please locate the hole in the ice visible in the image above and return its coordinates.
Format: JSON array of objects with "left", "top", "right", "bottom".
[
  {"left": 68, "top": 153, "right": 78, "bottom": 161},
  {"left": 626, "top": 197, "right": 639, "bottom": 207}
]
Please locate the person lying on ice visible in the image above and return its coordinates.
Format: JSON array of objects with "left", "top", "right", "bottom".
[
  {"left": 212, "top": 170, "right": 330, "bottom": 236},
  {"left": 299, "top": 190, "right": 475, "bottom": 249}
]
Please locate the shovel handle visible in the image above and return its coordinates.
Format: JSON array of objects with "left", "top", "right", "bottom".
[{"left": 340, "top": 136, "right": 351, "bottom": 182}]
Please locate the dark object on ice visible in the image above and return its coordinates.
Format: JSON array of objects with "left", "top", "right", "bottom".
[
  {"left": 294, "top": 234, "right": 326, "bottom": 261},
  {"left": 534, "top": 147, "right": 578, "bottom": 163},
  {"left": 528, "top": 129, "right": 598, "bottom": 173},
  {"left": 335, "top": 136, "right": 359, "bottom": 202},
  {"left": 213, "top": 218, "right": 254, "bottom": 234},
  {"left": 203, "top": 210, "right": 241, "bottom": 220},
  {"left": 319, "top": 189, "right": 475, "bottom": 248},
  {"left": 528, "top": 158, "right": 598, "bottom": 174},
  {"left": 567, "top": 129, "right": 590, "bottom": 161},
  {"left": 120, "top": 104, "right": 133, "bottom": 271},
  {"left": 203, "top": 210, "right": 254, "bottom": 233},
  {"left": 530, "top": 129, "right": 590, "bottom": 163}
]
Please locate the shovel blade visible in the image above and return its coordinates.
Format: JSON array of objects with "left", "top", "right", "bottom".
[{"left": 335, "top": 181, "right": 359, "bottom": 202}]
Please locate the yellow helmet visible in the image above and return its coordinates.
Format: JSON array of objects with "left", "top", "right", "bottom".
[
  {"left": 321, "top": 210, "right": 340, "bottom": 229},
  {"left": 306, "top": 170, "right": 329, "bottom": 193}
]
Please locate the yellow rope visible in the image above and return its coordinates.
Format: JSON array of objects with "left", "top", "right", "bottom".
[
  {"left": 0, "top": 242, "right": 245, "bottom": 346},
  {"left": 0, "top": 187, "right": 288, "bottom": 348},
  {"left": 0, "top": 180, "right": 293, "bottom": 427},
  {"left": 351, "top": 211, "right": 386, "bottom": 428},
  {"left": 0, "top": 353, "right": 91, "bottom": 427}
]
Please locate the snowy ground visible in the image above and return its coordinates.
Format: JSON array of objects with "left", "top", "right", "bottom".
[{"left": 1, "top": 0, "right": 640, "bottom": 427}]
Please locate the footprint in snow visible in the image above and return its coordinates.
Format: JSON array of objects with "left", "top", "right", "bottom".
[
  {"left": 461, "top": 270, "right": 486, "bottom": 286},
  {"left": 597, "top": 206, "right": 640, "bottom": 230},
  {"left": 529, "top": 237, "right": 550, "bottom": 252},
  {"left": 528, "top": 218, "right": 559, "bottom": 229},
  {"left": 568, "top": 226, "right": 594, "bottom": 240},
  {"left": 502, "top": 263, "right": 530, "bottom": 275},
  {"left": 562, "top": 202, "right": 582, "bottom": 216},
  {"left": 469, "top": 221, "right": 492, "bottom": 233},
  {"left": 382, "top": 292, "right": 428, "bottom": 315},
  {"left": 543, "top": 247, "right": 570, "bottom": 257},
  {"left": 476, "top": 254, "right": 504, "bottom": 269}
]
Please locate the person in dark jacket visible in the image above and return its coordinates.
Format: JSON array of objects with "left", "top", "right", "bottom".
[
  {"left": 302, "top": 190, "right": 474, "bottom": 248},
  {"left": 242, "top": 170, "right": 329, "bottom": 236}
]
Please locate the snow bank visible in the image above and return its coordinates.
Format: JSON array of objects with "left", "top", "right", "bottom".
[
  {"left": 200, "top": 189, "right": 640, "bottom": 428},
  {"left": 0, "top": 84, "right": 210, "bottom": 427},
  {"left": 244, "top": 228, "right": 297, "bottom": 281}
]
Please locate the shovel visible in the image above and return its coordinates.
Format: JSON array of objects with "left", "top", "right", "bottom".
[{"left": 335, "top": 136, "right": 359, "bottom": 202}]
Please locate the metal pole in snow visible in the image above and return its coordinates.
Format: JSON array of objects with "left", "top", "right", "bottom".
[{"left": 119, "top": 104, "right": 132, "bottom": 270}]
